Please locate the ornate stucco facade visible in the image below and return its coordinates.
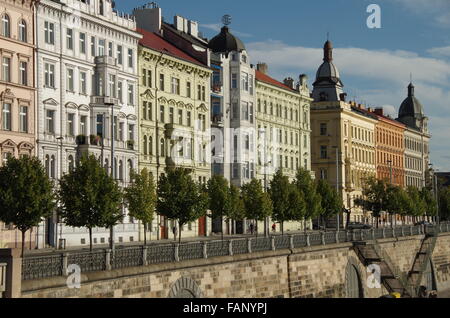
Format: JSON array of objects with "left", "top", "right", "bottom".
[
  {"left": 137, "top": 25, "right": 212, "bottom": 240},
  {"left": 0, "top": 0, "right": 36, "bottom": 248},
  {"left": 35, "top": 0, "right": 142, "bottom": 248}
]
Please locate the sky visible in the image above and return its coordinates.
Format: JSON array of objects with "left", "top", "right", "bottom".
[{"left": 116, "top": 0, "right": 450, "bottom": 171}]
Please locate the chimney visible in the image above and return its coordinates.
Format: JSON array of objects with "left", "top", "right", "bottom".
[
  {"left": 299, "top": 74, "right": 308, "bottom": 86},
  {"left": 374, "top": 108, "right": 384, "bottom": 116},
  {"left": 188, "top": 20, "right": 199, "bottom": 38},
  {"left": 257, "top": 63, "right": 268, "bottom": 75},
  {"left": 284, "top": 77, "right": 295, "bottom": 89},
  {"left": 174, "top": 15, "right": 185, "bottom": 32},
  {"left": 133, "top": 3, "right": 162, "bottom": 33}
]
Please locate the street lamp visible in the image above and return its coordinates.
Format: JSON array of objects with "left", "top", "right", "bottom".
[
  {"left": 332, "top": 146, "right": 340, "bottom": 231},
  {"left": 56, "top": 136, "right": 64, "bottom": 249},
  {"left": 105, "top": 101, "right": 115, "bottom": 254},
  {"left": 259, "top": 128, "right": 271, "bottom": 237}
]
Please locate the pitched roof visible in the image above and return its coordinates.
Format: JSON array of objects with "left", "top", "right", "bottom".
[
  {"left": 255, "top": 70, "right": 297, "bottom": 93},
  {"left": 137, "top": 28, "right": 206, "bottom": 68}
]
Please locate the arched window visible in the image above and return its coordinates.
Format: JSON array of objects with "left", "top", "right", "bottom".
[
  {"left": 99, "top": 0, "right": 104, "bottom": 15},
  {"left": 50, "top": 155, "right": 56, "bottom": 179},
  {"left": 119, "top": 160, "right": 123, "bottom": 180},
  {"left": 149, "top": 136, "right": 153, "bottom": 156},
  {"left": 68, "top": 155, "right": 74, "bottom": 172},
  {"left": 2, "top": 14, "right": 10, "bottom": 37},
  {"left": 143, "top": 135, "right": 148, "bottom": 155},
  {"left": 160, "top": 138, "right": 165, "bottom": 157},
  {"left": 18, "top": 19, "right": 27, "bottom": 42}
]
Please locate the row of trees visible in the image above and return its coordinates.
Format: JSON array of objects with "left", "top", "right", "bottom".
[
  {"left": 355, "top": 177, "right": 439, "bottom": 227},
  {"left": 0, "top": 155, "right": 346, "bottom": 255}
]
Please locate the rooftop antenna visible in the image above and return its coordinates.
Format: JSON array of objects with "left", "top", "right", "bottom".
[
  {"left": 327, "top": 32, "right": 330, "bottom": 41},
  {"left": 222, "top": 14, "right": 232, "bottom": 26}
]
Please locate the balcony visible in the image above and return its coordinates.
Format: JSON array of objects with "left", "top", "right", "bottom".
[
  {"left": 94, "top": 55, "right": 117, "bottom": 66},
  {"left": 212, "top": 82, "right": 223, "bottom": 94},
  {"left": 211, "top": 114, "right": 224, "bottom": 127},
  {"left": 90, "top": 96, "right": 119, "bottom": 106}
]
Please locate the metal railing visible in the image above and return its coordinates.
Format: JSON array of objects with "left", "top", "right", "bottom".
[{"left": 21, "top": 223, "right": 449, "bottom": 281}]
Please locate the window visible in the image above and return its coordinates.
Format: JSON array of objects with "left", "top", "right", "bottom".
[
  {"left": 19, "top": 20, "right": 27, "bottom": 42},
  {"left": 2, "top": 103, "right": 11, "bottom": 131},
  {"left": 68, "top": 155, "right": 74, "bottom": 172},
  {"left": 127, "top": 84, "right": 134, "bottom": 105},
  {"left": 320, "top": 146, "right": 327, "bottom": 159},
  {"left": 160, "top": 106, "right": 165, "bottom": 123},
  {"left": 197, "top": 85, "right": 201, "bottom": 100},
  {"left": 117, "top": 45, "right": 123, "bottom": 65},
  {"left": 98, "top": 39, "right": 105, "bottom": 56},
  {"left": 44, "top": 21, "right": 55, "bottom": 44},
  {"left": 118, "top": 81, "right": 123, "bottom": 103},
  {"left": 79, "top": 33, "right": 86, "bottom": 54},
  {"left": 249, "top": 74, "right": 254, "bottom": 95},
  {"left": 80, "top": 115, "right": 87, "bottom": 135},
  {"left": 249, "top": 103, "right": 254, "bottom": 123},
  {"left": 169, "top": 107, "right": 174, "bottom": 123},
  {"left": 241, "top": 72, "right": 249, "bottom": 91},
  {"left": 99, "top": 0, "right": 104, "bottom": 15},
  {"left": 320, "top": 123, "right": 327, "bottom": 136},
  {"left": 202, "top": 86, "right": 206, "bottom": 101},
  {"left": 241, "top": 102, "right": 249, "bottom": 121},
  {"left": 66, "top": 29, "right": 73, "bottom": 50},
  {"left": 80, "top": 71, "right": 87, "bottom": 94},
  {"left": 119, "top": 122, "right": 124, "bottom": 141},
  {"left": 128, "top": 124, "right": 134, "bottom": 142},
  {"left": 160, "top": 139, "right": 165, "bottom": 157},
  {"left": 171, "top": 77, "right": 180, "bottom": 94},
  {"left": 66, "top": 69, "right": 74, "bottom": 91},
  {"left": 46, "top": 110, "right": 55, "bottom": 134},
  {"left": 142, "top": 69, "right": 147, "bottom": 86},
  {"left": 67, "top": 113, "right": 74, "bottom": 136},
  {"left": 108, "top": 42, "right": 113, "bottom": 57},
  {"left": 187, "top": 111, "right": 191, "bottom": 127},
  {"left": 90, "top": 36, "right": 96, "bottom": 56},
  {"left": 186, "top": 82, "right": 191, "bottom": 98},
  {"left": 142, "top": 101, "right": 147, "bottom": 120},
  {"left": 2, "top": 14, "right": 10, "bottom": 37},
  {"left": 320, "top": 169, "right": 328, "bottom": 180},
  {"left": 159, "top": 74, "right": 164, "bottom": 91},
  {"left": 128, "top": 49, "right": 133, "bottom": 68},
  {"left": 231, "top": 73, "right": 237, "bottom": 89},
  {"left": 19, "top": 61, "right": 27, "bottom": 86},
  {"left": 2, "top": 57, "right": 10, "bottom": 82},
  {"left": 109, "top": 75, "right": 116, "bottom": 97},
  {"left": 96, "top": 114, "right": 103, "bottom": 137},
  {"left": 178, "top": 109, "right": 183, "bottom": 125},
  {"left": 19, "top": 106, "right": 28, "bottom": 133},
  {"left": 148, "top": 102, "right": 152, "bottom": 121}
]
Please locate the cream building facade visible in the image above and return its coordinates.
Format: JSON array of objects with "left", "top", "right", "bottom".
[
  {"left": 135, "top": 8, "right": 212, "bottom": 240},
  {"left": 311, "top": 41, "right": 377, "bottom": 226},
  {"left": 0, "top": 0, "right": 36, "bottom": 248}
]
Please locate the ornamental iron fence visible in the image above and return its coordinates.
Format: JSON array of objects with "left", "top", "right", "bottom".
[{"left": 21, "top": 224, "right": 448, "bottom": 281}]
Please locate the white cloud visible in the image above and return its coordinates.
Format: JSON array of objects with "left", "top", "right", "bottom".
[
  {"left": 392, "top": 0, "right": 450, "bottom": 28},
  {"left": 247, "top": 40, "right": 450, "bottom": 170},
  {"left": 427, "top": 46, "right": 450, "bottom": 57}
]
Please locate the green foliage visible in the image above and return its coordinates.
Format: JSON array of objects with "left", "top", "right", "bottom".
[
  {"left": 420, "top": 187, "right": 437, "bottom": 217},
  {"left": 0, "top": 156, "right": 56, "bottom": 255},
  {"left": 228, "top": 184, "right": 245, "bottom": 222},
  {"left": 58, "top": 155, "right": 123, "bottom": 250},
  {"left": 157, "top": 168, "right": 208, "bottom": 242},
  {"left": 385, "top": 185, "right": 410, "bottom": 216},
  {"left": 361, "top": 177, "right": 388, "bottom": 218},
  {"left": 207, "top": 175, "right": 232, "bottom": 221},
  {"left": 124, "top": 168, "right": 156, "bottom": 244},
  {"left": 269, "top": 170, "right": 306, "bottom": 231},
  {"left": 295, "top": 168, "right": 322, "bottom": 220},
  {"left": 316, "top": 179, "right": 342, "bottom": 218},
  {"left": 241, "top": 179, "right": 273, "bottom": 222},
  {"left": 406, "top": 186, "right": 426, "bottom": 217},
  {"left": 439, "top": 187, "right": 450, "bottom": 220}
]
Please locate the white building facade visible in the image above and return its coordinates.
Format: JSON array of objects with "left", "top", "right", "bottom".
[{"left": 35, "top": 0, "right": 142, "bottom": 248}]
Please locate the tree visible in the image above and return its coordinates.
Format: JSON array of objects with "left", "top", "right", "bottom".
[
  {"left": 241, "top": 179, "right": 273, "bottom": 237},
  {"left": 361, "top": 177, "right": 388, "bottom": 228},
  {"left": 0, "top": 156, "right": 56, "bottom": 257},
  {"left": 58, "top": 154, "right": 123, "bottom": 251},
  {"left": 124, "top": 168, "right": 156, "bottom": 245},
  {"left": 206, "top": 175, "right": 231, "bottom": 240},
  {"left": 269, "top": 170, "right": 306, "bottom": 234},
  {"left": 157, "top": 168, "right": 208, "bottom": 243},
  {"left": 228, "top": 184, "right": 245, "bottom": 235},
  {"left": 439, "top": 187, "right": 450, "bottom": 221},
  {"left": 295, "top": 168, "right": 322, "bottom": 230},
  {"left": 421, "top": 187, "right": 437, "bottom": 221},
  {"left": 316, "top": 179, "right": 342, "bottom": 225},
  {"left": 406, "top": 186, "right": 426, "bottom": 222},
  {"left": 385, "top": 185, "right": 410, "bottom": 227}
]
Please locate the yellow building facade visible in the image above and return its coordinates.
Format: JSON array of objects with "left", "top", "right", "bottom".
[{"left": 138, "top": 28, "right": 212, "bottom": 240}]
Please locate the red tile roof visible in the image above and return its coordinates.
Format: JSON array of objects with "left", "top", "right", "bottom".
[
  {"left": 255, "top": 70, "right": 297, "bottom": 93},
  {"left": 137, "top": 28, "right": 206, "bottom": 68}
]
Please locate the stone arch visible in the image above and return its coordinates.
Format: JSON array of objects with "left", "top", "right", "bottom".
[
  {"left": 345, "top": 256, "right": 365, "bottom": 298},
  {"left": 168, "top": 277, "right": 203, "bottom": 299},
  {"left": 421, "top": 257, "right": 437, "bottom": 292}
]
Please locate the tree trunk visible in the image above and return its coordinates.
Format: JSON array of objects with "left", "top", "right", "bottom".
[
  {"left": 281, "top": 221, "right": 284, "bottom": 236},
  {"left": 21, "top": 230, "right": 26, "bottom": 258},
  {"left": 89, "top": 227, "right": 93, "bottom": 252},
  {"left": 178, "top": 221, "right": 182, "bottom": 244},
  {"left": 144, "top": 223, "right": 147, "bottom": 246}
]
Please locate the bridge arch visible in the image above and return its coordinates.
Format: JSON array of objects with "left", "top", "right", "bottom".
[
  {"left": 345, "top": 256, "right": 365, "bottom": 298},
  {"left": 168, "top": 277, "right": 203, "bottom": 298}
]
